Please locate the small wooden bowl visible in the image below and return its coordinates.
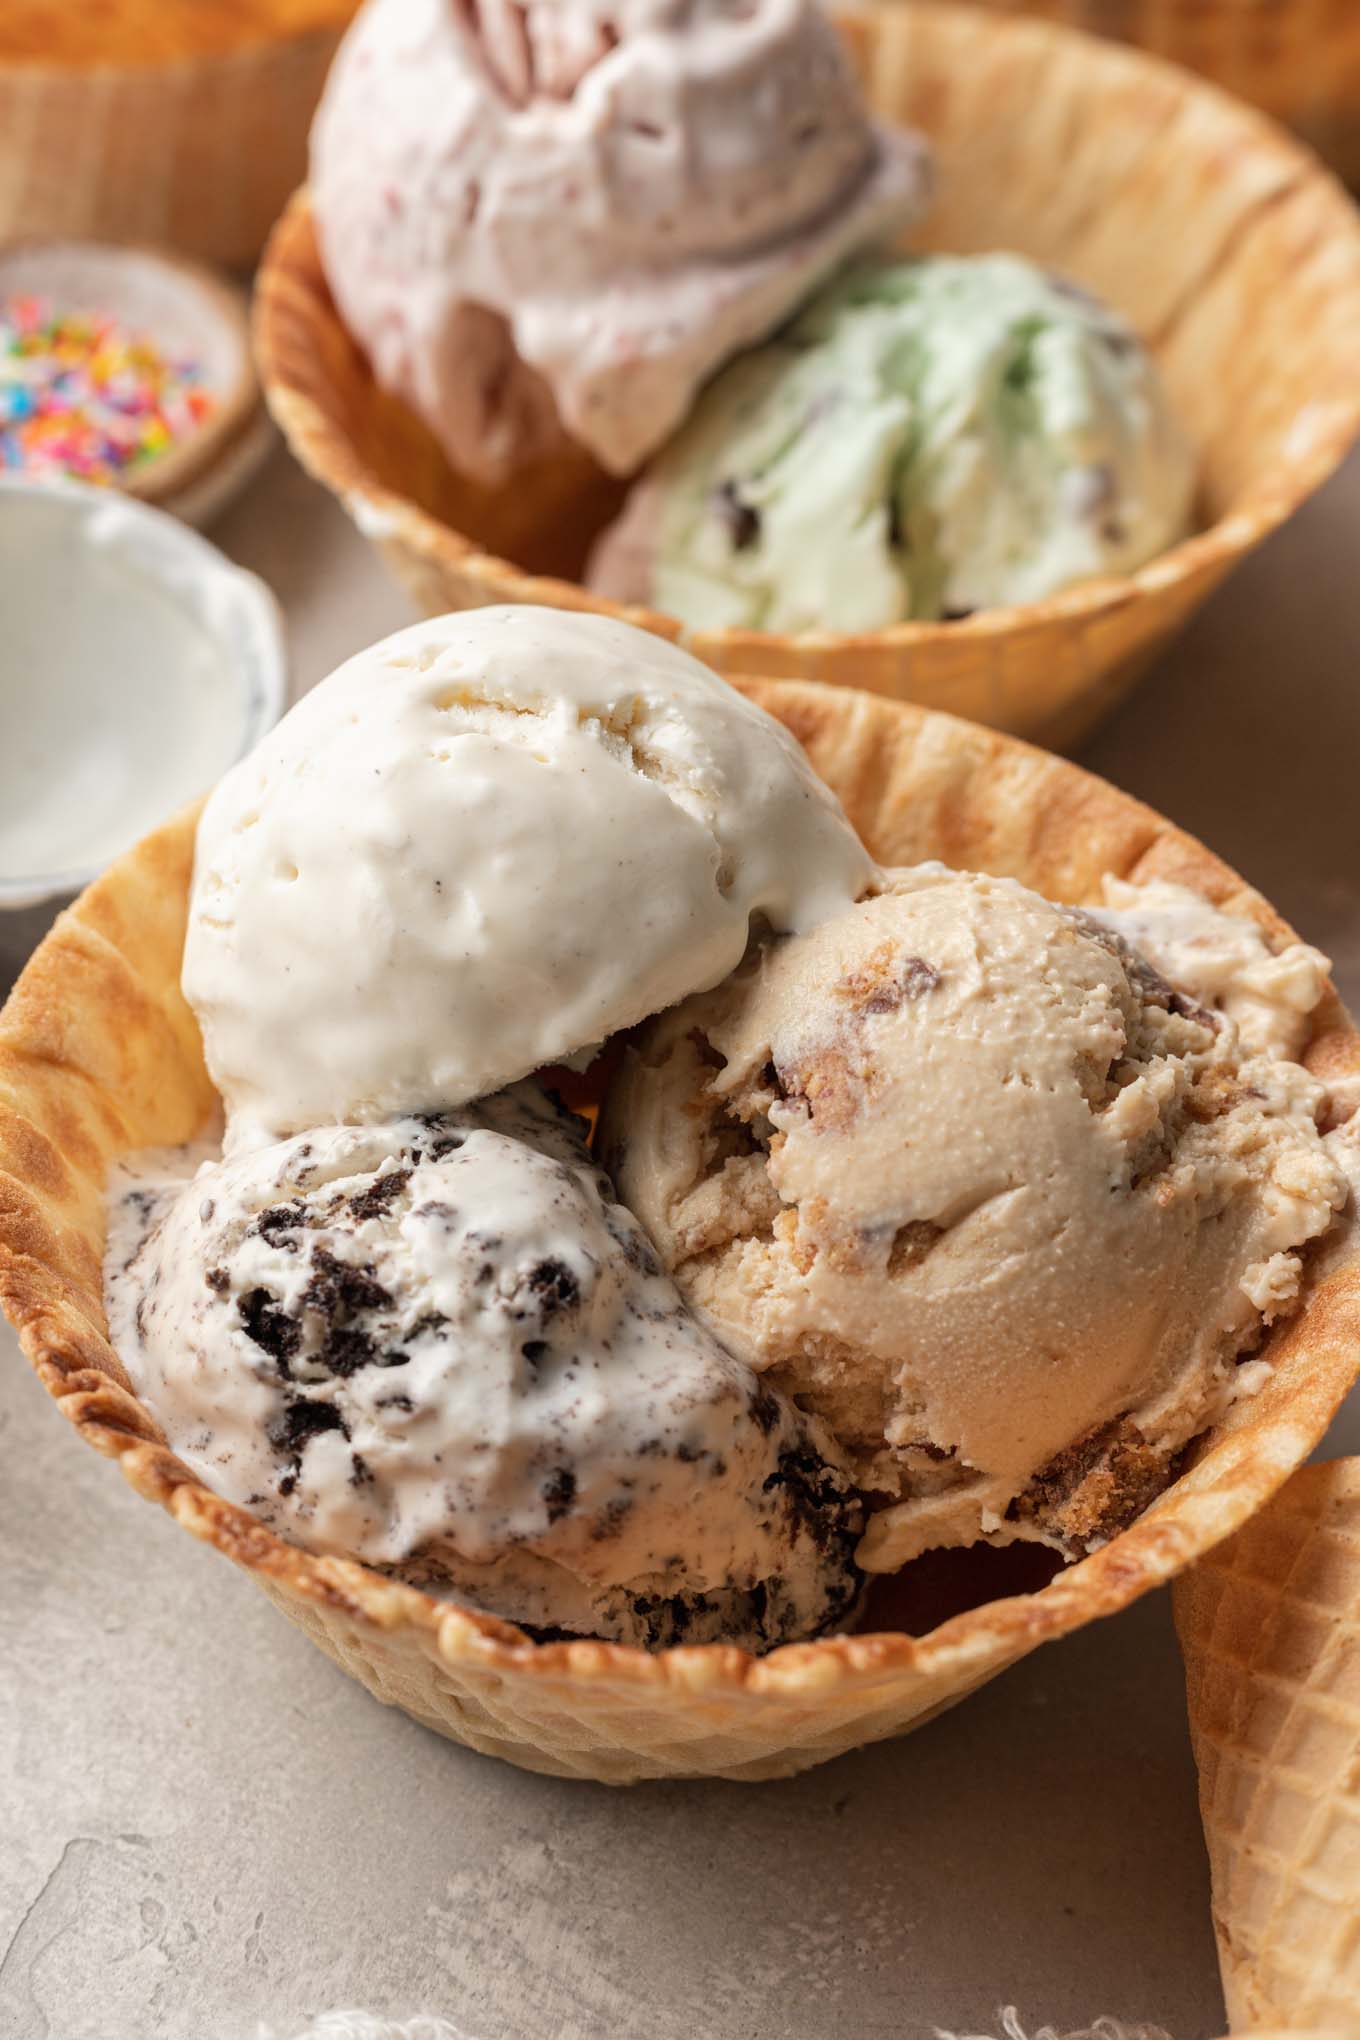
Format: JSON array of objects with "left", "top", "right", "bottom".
[
  {"left": 932, "top": 0, "right": 1360, "bottom": 189},
  {"left": 254, "top": 4, "right": 1360, "bottom": 748},
  {"left": 0, "top": 1, "right": 357, "bottom": 267}
]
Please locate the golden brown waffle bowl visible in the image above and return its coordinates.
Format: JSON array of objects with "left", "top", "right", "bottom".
[
  {"left": 0, "top": 4, "right": 356, "bottom": 266},
  {"left": 3, "top": 679, "right": 1359, "bottom": 1784},
  {"left": 1176, "top": 1457, "right": 1360, "bottom": 2030},
  {"left": 918, "top": 0, "right": 1360, "bottom": 190},
  {"left": 252, "top": 2, "right": 1360, "bottom": 751}
]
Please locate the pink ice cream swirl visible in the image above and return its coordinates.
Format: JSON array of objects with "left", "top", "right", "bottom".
[{"left": 310, "top": 0, "right": 931, "bottom": 481}]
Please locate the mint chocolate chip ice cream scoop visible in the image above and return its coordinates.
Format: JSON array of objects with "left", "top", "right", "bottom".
[{"left": 589, "top": 253, "right": 1196, "bottom": 630}]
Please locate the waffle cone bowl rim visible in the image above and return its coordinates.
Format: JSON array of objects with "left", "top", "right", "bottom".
[
  {"left": 252, "top": 0, "right": 1360, "bottom": 673},
  {"left": 2, "top": 678, "right": 1358, "bottom": 1777}
]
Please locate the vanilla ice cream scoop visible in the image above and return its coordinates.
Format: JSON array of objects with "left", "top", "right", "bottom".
[
  {"left": 182, "top": 607, "right": 874, "bottom": 1145},
  {"left": 601, "top": 868, "right": 1347, "bottom": 1572},
  {"left": 105, "top": 1085, "right": 864, "bottom": 1652},
  {"left": 310, "top": 0, "right": 930, "bottom": 481}
]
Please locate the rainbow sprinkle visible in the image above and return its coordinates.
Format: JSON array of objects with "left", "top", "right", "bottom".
[{"left": 0, "top": 293, "right": 217, "bottom": 485}]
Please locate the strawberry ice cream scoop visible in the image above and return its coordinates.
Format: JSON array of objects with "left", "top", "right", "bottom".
[{"left": 309, "top": 0, "right": 931, "bottom": 482}]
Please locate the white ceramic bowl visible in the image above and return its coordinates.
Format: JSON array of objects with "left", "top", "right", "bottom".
[{"left": 0, "top": 477, "right": 286, "bottom": 959}]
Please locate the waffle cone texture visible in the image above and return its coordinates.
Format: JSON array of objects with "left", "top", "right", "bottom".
[
  {"left": 3, "top": 681, "right": 1360, "bottom": 1784},
  {"left": 1177, "top": 1458, "right": 1360, "bottom": 2031},
  {"left": 914, "top": 0, "right": 1360, "bottom": 190},
  {"left": 0, "top": 21, "right": 348, "bottom": 266},
  {"left": 253, "top": 2, "right": 1360, "bottom": 750}
]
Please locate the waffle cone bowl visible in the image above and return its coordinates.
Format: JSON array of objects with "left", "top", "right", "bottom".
[
  {"left": 1176, "top": 1457, "right": 1360, "bottom": 2029},
  {"left": 0, "top": 6, "right": 354, "bottom": 266},
  {"left": 253, "top": 2, "right": 1360, "bottom": 751},
  {"left": 3, "top": 679, "right": 1359, "bottom": 1784},
  {"left": 917, "top": 0, "right": 1360, "bottom": 190}
]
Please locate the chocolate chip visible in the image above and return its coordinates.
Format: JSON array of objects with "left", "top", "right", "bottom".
[
  {"left": 542, "top": 1467, "right": 577, "bottom": 1523},
  {"left": 593, "top": 1495, "right": 634, "bottom": 1541},
  {"left": 251, "top": 1201, "right": 309, "bottom": 1246},
  {"left": 268, "top": 1398, "right": 346, "bottom": 1456},
  {"left": 763, "top": 1446, "right": 865, "bottom": 1559},
  {"left": 205, "top": 1266, "right": 230, "bottom": 1295},
  {"left": 407, "top": 1311, "right": 450, "bottom": 1341},
  {"left": 521, "top": 1340, "right": 549, "bottom": 1367},
  {"left": 521, "top": 1259, "right": 580, "bottom": 1316},
  {"left": 749, "top": 1385, "right": 781, "bottom": 1436},
  {"left": 347, "top": 1167, "right": 412, "bottom": 1222},
  {"left": 1046, "top": 271, "right": 1100, "bottom": 310},
  {"left": 239, "top": 1288, "right": 302, "bottom": 1368},
  {"left": 711, "top": 479, "right": 761, "bottom": 552},
  {"left": 303, "top": 1247, "right": 393, "bottom": 1319},
  {"left": 1170, "top": 989, "right": 1218, "bottom": 1029},
  {"left": 318, "top": 1324, "right": 382, "bottom": 1378},
  {"left": 612, "top": 1222, "right": 661, "bottom": 1277}
]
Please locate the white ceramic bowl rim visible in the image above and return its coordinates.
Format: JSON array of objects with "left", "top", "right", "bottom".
[{"left": 0, "top": 474, "right": 287, "bottom": 911}]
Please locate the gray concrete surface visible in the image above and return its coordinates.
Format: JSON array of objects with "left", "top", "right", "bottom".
[{"left": 3, "top": 444, "right": 1359, "bottom": 2040}]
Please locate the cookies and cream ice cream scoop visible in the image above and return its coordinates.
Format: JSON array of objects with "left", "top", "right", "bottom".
[
  {"left": 181, "top": 606, "right": 874, "bottom": 1147},
  {"left": 601, "top": 867, "right": 1347, "bottom": 1573},
  {"left": 105, "top": 1085, "right": 864, "bottom": 1652},
  {"left": 309, "top": 0, "right": 930, "bottom": 481},
  {"left": 589, "top": 254, "right": 1196, "bottom": 629}
]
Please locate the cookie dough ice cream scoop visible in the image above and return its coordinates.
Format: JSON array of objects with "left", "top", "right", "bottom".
[
  {"left": 601, "top": 868, "right": 1347, "bottom": 1571},
  {"left": 589, "top": 254, "right": 1196, "bottom": 629},
  {"left": 105, "top": 1085, "right": 864, "bottom": 1652},
  {"left": 309, "top": 0, "right": 930, "bottom": 481},
  {"left": 181, "top": 605, "right": 874, "bottom": 1146}
]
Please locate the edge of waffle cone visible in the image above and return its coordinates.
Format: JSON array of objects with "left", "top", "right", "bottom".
[
  {"left": 948, "top": 0, "right": 1360, "bottom": 189},
  {"left": 252, "top": 1, "right": 1360, "bottom": 749},
  {"left": 3, "top": 680, "right": 1359, "bottom": 1783},
  {"left": 1175, "top": 1457, "right": 1360, "bottom": 2031},
  {"left": 0, "top": 19, "right": 347, "bottom": 267}
]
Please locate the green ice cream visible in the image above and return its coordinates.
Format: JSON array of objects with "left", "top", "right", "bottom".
[{"left": 588, "top": 254, "right": 1197, "bottom": 630}]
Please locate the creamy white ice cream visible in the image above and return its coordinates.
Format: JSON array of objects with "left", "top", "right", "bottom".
[
  {"left": 601, "top": 868, "right": 1347, "bottom": 1571},
  {"left": 182, "top": 606, "right": 874, "bottom": 1148},
  {"left": 105, "top": 1085, "right": 864, "bottom": 1651},
  {"left": 310, "top": 0, "right": 930, "bottom": 481}
]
